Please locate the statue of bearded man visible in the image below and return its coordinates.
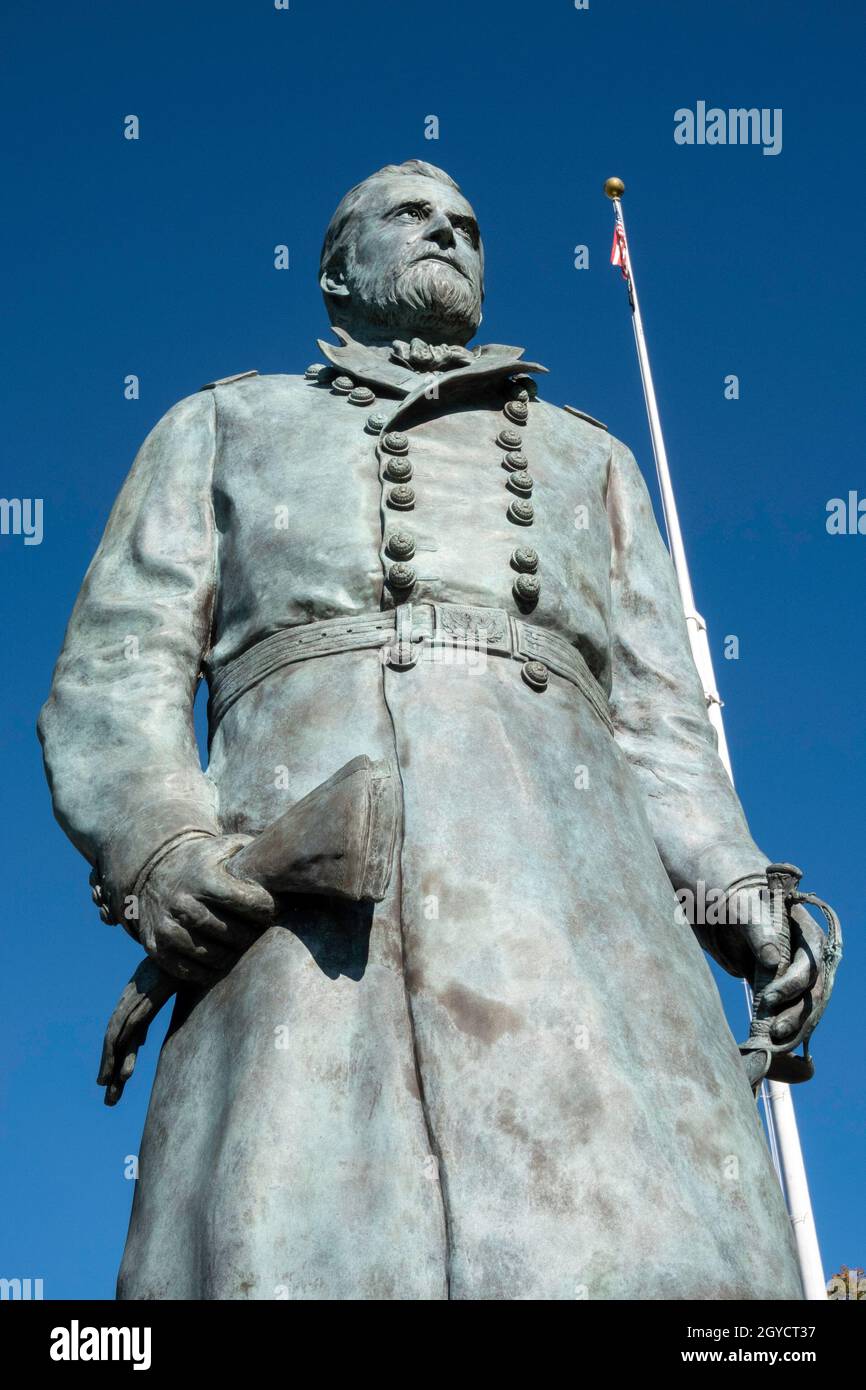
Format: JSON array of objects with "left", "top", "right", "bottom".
[{"left": 39, "top": 159, "right": 822, "bottom": 1300}]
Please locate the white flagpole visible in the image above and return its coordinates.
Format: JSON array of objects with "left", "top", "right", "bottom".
[{"left": 603, "top": 177, "right": 826, "bottom": 1301}]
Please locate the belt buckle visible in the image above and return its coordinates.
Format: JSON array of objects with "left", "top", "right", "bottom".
[{"left": 432, "top": 603, "right": 511, "bottom": 657}]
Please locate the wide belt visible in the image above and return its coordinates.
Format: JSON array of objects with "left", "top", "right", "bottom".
[{"left": 208, "top": 602, "right": 613, "bottom": 735}]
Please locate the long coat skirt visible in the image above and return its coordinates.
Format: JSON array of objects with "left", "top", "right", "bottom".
[{"left": 39, "top": 346, "right": 803, "bottom": 1300}]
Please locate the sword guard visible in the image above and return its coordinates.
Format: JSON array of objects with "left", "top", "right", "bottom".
[{"left": 738, "top": 866, "right": 842, "bottom": 1095}]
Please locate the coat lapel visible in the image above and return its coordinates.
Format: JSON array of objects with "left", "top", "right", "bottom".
[
  {"left": 317, "top": 329, "right": 548, "bottom": 430},
  {"left": 317, "top": 329, "right": 418, "bottom": 395}
]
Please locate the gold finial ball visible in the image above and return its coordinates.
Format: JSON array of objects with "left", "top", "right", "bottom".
[{"left": 604, "top": 177, "right": 625, "bottom": 200}]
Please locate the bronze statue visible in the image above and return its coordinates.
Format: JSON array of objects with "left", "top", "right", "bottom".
[{"left": 39, "top": 160, "right": 833, "bottom": 1300}]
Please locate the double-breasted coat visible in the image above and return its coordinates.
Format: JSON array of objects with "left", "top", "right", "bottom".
[{"left": 39, "top": 335, "right": 803, "bottom": 1300}]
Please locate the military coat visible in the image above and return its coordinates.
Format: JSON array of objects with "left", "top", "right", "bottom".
[{"left": 39, "top": 335, "right": 803, "bottom": 1300}]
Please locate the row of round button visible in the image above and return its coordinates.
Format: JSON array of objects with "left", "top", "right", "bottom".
[
  {"left": 307, "top": 363, "right": 546, "bottom": 621},
  {"left": 307, "top": 363, "right": 417, "bottom": 584},
  {"left": 497, "top": 391, "right": 541, "bottom": 610},
  {"left": 378, "top": 431, "right": 417, "bottom": 590},
  {"left": 305, "top": 364, "right": 378, "bottom": 410},
  {"left": 504, "top": 382, "right": 546, "bottom": 695},
  {"left": 378, "top": 428, "right": 416, "bottom": 513}
]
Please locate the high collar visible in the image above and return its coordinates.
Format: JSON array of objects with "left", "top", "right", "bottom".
[{"left": 317, "top": 327, "right": 548, "bottom": 427}]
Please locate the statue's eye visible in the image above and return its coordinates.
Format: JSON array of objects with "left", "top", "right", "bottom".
[{"left": 397, "top": 206, "right": 425, "bottom": 222}]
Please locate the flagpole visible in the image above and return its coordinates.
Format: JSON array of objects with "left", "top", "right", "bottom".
[{"left": 603, "top": 177, "right": 826, "bottom": 1301}]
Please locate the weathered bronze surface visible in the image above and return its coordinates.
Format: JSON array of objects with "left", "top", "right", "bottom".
[{"left": 39, "top": 159, "right": 832, "bottom": 1300}]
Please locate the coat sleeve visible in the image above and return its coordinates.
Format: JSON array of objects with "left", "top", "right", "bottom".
[
  {"left": 605, "top": 435, "right": 768, "bottom": 930},
  {"left": 38, "top": 390, "right": 221, "bottom": 922}
]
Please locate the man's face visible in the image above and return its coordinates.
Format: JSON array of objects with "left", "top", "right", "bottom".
[{"left": 333, "top": 174, "right": 484, "bottom": 345}]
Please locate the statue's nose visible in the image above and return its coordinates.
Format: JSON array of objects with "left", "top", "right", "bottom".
[{"left": 423, "top": 209, "right": 456, "bottom": 249}]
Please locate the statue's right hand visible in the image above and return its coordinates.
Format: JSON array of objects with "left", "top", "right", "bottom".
[{"left": 135, "top": 834, "right": 276, "bottom": 985}]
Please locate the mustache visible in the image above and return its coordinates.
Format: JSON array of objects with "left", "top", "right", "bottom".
[{"left": 404, "top": 249, "right": 471, "bottom": 280}]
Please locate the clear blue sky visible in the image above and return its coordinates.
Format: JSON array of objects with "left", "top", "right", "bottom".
[{"left": 1, "top": 0, "right": 862, "bottom": 1298}]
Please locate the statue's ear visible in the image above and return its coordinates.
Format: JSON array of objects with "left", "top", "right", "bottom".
[{"left": 320, "top": 268, "right": 350, "bottom": 300}]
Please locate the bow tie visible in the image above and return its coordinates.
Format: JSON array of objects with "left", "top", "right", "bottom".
[{"left": 391, "top": 338, "right": 476, "bottom": 373}]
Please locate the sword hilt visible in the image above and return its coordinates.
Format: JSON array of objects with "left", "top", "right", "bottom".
[
  {"left": 748, "top": 862, "right": 801, "bottom": 1050},
  {"left": 739, "top": 863, "right": 841, "bottom": 1092}
]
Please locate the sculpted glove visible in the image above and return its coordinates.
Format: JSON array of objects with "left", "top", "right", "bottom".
[
  {"left": 97, "top": 755, "right": 400, "bottom": 1104},
  {"left": 736, "top": 862, "right": 842, "bottom": 1092}
]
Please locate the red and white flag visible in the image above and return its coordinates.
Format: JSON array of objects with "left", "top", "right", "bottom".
[{"left": 610, "top": 224, "right": 629, "bottom": 281}]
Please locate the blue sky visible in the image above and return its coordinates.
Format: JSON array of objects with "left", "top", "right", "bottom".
[{"left": 1, "top": 0, "right": 863, "bottom": 1297}]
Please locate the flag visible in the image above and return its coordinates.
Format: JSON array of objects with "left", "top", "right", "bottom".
[{"left": 610, "top": 223, "right": 629, "bottom": 281}]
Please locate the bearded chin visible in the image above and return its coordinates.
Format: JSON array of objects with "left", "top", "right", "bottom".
[{"left": 345, "top": 260, "right": 482, "bottom": 344}]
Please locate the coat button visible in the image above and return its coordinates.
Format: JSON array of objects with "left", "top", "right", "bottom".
[
  {"left": 497, "top": 427, "right": 523, "bottom": 451},
  {"left": 381, "top": 430, "right": 410, "bottom": 455},
  {"left": 508, "top": 498, "right": 534, "bottom": 526},
  {"left": 388, "top": 484, "right": 415, "bottom": 510},
  {"left": 504, "top": 399, "right": 529, "bottom": 424},
  {"left": 514, "top": 573, "right": 541, "bottom": 605},
  {"left": 332, "top": 375, "right": 355, "bottom": 395},
  {"left": 366, "top": 412, "right": 388, "bottom": 434},
  {"left": 388, "top": 562, "right": 416, "bottom": 591},
  {"left": 502, "top": 450, "right": 528, "bottom": 472},
  {"left": 511, "top": 374, "right": 538, "bottom": 401},
  {"left": 90, "top": 880, "right": 113, "bottom": 922},
  {"left": 349, "top": 386, "right": 376, "bottom": 406},
  {"left": 304, "top": 362, "right": 328, "bottom": 382},
  {"left": 522, "top": 659, "right": 549, "bottom": 691},
  {"left": 511, "top": 546, "right": 539, "bottom": 572},
  {"left": 508, "top": 470, "right": 533, "bottom": 496},
  {"left": 387, "top": 530, "right": 416, "bottom": 560},
  {"left": 386, "top": 457, "right": 413, "bottom": 482}
]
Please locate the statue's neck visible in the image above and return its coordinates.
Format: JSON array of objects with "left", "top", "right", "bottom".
[
  {"left": 328, "top": 317, "right": 472, "bottom": 352},
  {"left": 341, "top": 327, "right": 400, "bottom": 351}
]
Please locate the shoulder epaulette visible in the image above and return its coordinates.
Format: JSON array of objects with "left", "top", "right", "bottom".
[
  {"left": 563, "top": 404, "right": 607, "bottom": 431},
  {"left": 200, "top": 370, "right": 258, "bottom": 391}
]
